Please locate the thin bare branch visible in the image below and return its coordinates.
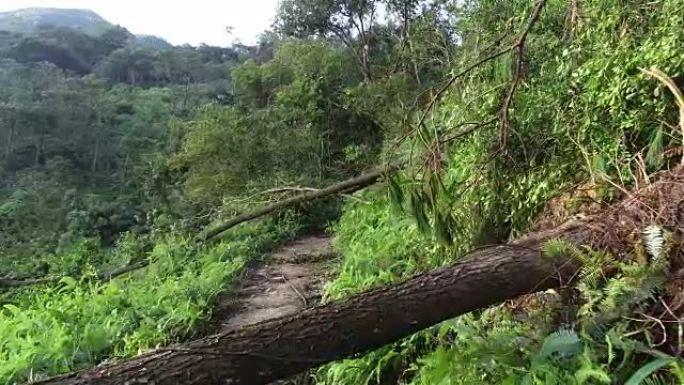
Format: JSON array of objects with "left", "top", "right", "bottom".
[
  {"left": 499, "top": 0, "right": 546, "bottom": 156},
  {"left": 0, "top": 260, "right": 149, "bottom": 289}
]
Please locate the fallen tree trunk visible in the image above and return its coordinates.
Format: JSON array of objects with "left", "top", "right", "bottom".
[
  {"left": 38, "top": 243, "right": 580, "bottom": 385},
  {"left": 198, "top": 167, "right": 395, "bottom": 242},
  {"left": 35, "top": 168, "right": 684, "bottom": 385}
]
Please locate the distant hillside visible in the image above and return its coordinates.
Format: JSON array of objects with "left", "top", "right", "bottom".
[
  {"left": 0, "top": 8, "right": 172, "bottom": 48},
  {"left": 0, "top": 8, "right": 112, "bottom": 36},
  {"left": 131, "top": 35, "right": 173, "bottom": 50}
]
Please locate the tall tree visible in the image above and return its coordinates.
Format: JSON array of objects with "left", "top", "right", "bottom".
[{"left": 276, "top": 0, "right": 379, "bottom": 80}]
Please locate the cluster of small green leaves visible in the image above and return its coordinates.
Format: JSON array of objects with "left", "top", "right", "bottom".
[{"left": 0, "top": 219, "right": 297, "bottom": 384}]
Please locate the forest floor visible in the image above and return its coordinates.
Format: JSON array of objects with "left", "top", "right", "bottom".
[{"left": 207, "top": 234, "right": 337, "bottom": 333}]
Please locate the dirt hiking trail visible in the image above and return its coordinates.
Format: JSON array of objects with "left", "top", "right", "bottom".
[{"left": 209, "top": 235, "right": 336, "bottom": 333}]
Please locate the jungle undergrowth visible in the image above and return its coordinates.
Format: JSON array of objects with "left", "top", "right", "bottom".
[{"left": 0, "top": 217, "right": 299, "bottom": 384}]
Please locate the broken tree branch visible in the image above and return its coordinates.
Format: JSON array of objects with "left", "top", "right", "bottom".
[
  {"left": 256, "top": 186, "right": 370, "bottom": 205},
  {"left": 0, "top": 169, "right": 394, "bottom": 290},
  {"left": 0, "top": 260, "right": 149, "bottom": 289},
  {"left": 395, "top": 0, "right": 546, "bottom": 175},
  {"left": 641, "top": 67, "right": 684, "bottom": 165},
  {"left": 198, "top": 167, "right": 397, "bottom": 242},
  {"left": 499, "top": 0, "right": 546, "bottom": 154},
  {"left": 1, "top": 168, "right": 397, "bottom": 290}
]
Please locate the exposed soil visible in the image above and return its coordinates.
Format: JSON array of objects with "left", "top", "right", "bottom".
[{"left": 207, "top": 235, "right": 336, "bottom": 333}]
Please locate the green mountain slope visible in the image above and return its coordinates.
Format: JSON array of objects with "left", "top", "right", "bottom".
[
  {"left": 0, "top": 8, "right": 112, "bottom": 35},
  {"left": 130, "top": 34, "right": 173, "bottom": 49},
  {"left": 0, "top": 7, "right": 172, "bottom": 48}
]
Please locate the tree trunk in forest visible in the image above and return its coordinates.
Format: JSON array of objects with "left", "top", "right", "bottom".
[
  {"left": 91, "top": 115, "right": 101, "bottom": 173},
  {"left": 5, "top": 116, "right": 15, "bottom": 160},
  {"left": 35, "top": 168, "right": 684, "bottom": 385},
  {"left": 37, "top": 241, "right": 577, "bottom": 385}
]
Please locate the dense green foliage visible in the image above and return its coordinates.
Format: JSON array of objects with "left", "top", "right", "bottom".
[
  {"left": 170, "top": 40, "right": 382, "bottom": 207},
  {"left": 0, "top": 219, "right": 298, "bottom": 383},
  {"left": 1, "top": 0, "right": 684, "bottom": 384}
]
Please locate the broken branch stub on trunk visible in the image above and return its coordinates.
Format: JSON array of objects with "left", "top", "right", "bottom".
[{"left": 35, "top": 167, "right": 684, "bottom": 385}]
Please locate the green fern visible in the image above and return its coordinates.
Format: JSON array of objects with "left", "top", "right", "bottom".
[
  {"left": 642, "top": 375, "right": 674, "bottom": 385},
  {"left": 574, "top": 367, "right": 611, "bottom": 384},
  {"left": 542, "top": 239, "right": 574, "bottom": 259},
  {"left": 542, "top": 239, "right": 617, "bottom": 290},
  {"left": 539, "top": 329, "right": 582, "bottom": 360}
]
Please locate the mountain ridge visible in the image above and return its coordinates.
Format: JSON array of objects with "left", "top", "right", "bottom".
[
  {"left": 0, "top": 8, "right": 112, "bottom": 35},
  {"left": 0, "top": 7, "right": 172, "bottom": 48}
]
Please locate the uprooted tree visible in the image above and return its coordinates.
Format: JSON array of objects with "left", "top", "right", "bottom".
[{"left": 34, "top": 167, "right": 684, "bottom": 385}]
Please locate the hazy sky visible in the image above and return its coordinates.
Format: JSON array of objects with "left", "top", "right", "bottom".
[{"left": 0, "top": 0, "right": 280, "bottom": 46}]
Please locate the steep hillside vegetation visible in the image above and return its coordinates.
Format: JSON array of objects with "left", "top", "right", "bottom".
[
  {"left": 0, "top": 8, "right": 171, "bottom": 48},
  {"left": 0, "top": 8, "right": 177, "bottom": 76},
  {"left": 1, "top": 0, "right": 684, "bottom": 384}
]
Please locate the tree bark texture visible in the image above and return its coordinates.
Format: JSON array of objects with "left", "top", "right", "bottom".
[{"left": 35, "top": 167, "right": 684, "bottom": 385}]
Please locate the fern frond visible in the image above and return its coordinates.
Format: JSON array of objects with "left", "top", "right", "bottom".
[
  {"left": 542, "top": 239, "right": 573, "bottom": 259},
  {"left": 579, "top": 265, "right": 604, "bottom": 290},
  {"left": 643, "top": 225, "right": 665, "bottom": 260},
  {"left": 539, "top": 329, "right": 582, "bottom": 359},
  {"left": 575, "top": 367, "right": 611, "bottom": 384}
]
